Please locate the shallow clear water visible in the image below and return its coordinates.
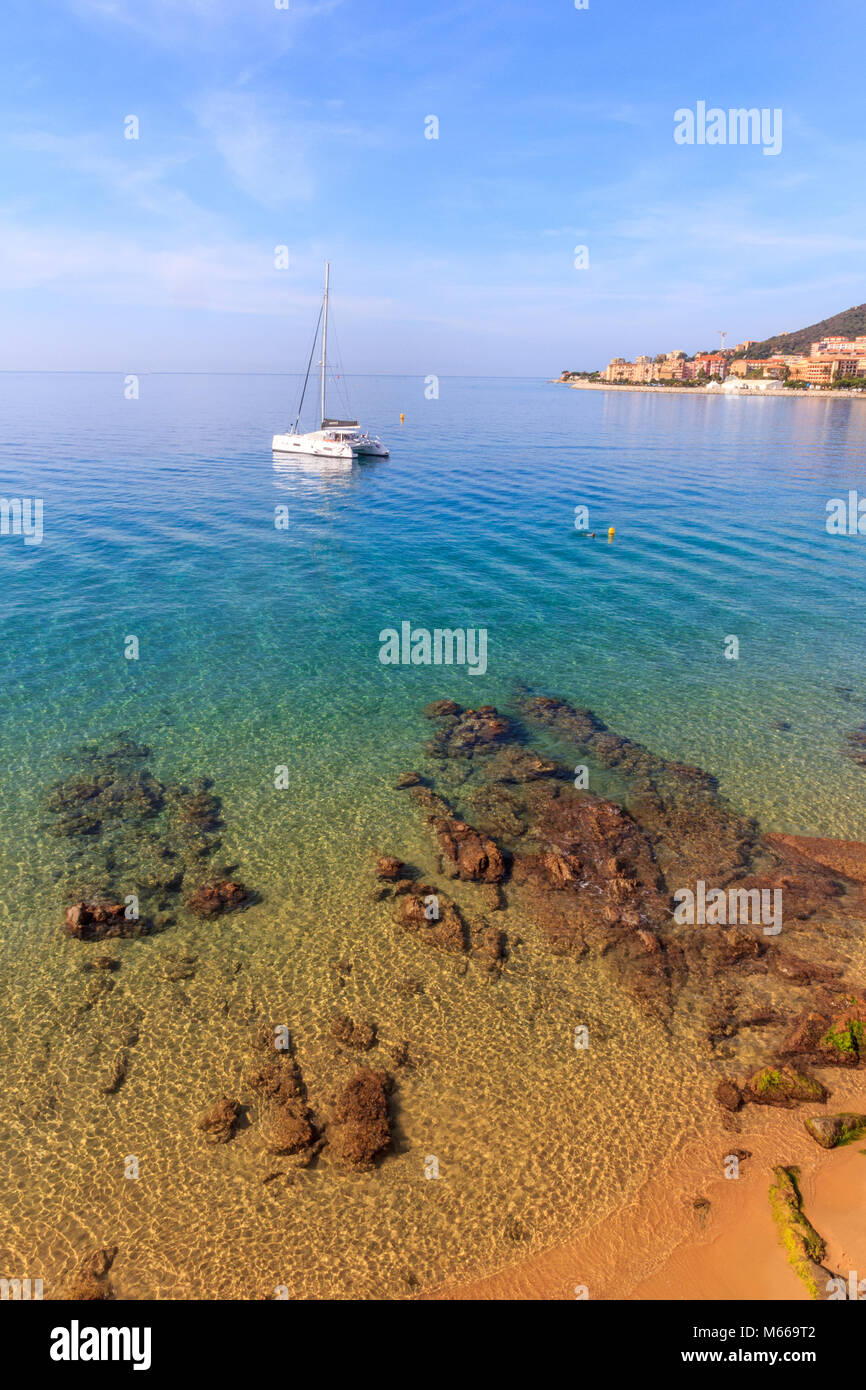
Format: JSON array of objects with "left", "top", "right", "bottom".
[{"left": 2, "top": 373, "right": 866, "bottom": 1298}]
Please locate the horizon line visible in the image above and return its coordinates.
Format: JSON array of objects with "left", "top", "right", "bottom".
[{"left": 0, "top": 370, "right": 550, "bottom": 380}]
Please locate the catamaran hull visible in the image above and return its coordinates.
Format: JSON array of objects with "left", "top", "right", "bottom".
[
  {"left": 271, "top": 434, "right": 389, "bottom": 459},
  {"left": 272, "top": 434, "right": 353, "bottom": 458}
]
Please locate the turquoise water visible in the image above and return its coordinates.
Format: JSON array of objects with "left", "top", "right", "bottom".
[
  {"left": 3, "top": 373, "right": 866, "bottom": 1299},
  {"left": 3, "top": 373, "right": 866, "bottom": 839}
]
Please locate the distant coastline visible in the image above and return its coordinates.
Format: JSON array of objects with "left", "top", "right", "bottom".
[{"left": 552, "top": 379, "right": 866, "bottom": 401}]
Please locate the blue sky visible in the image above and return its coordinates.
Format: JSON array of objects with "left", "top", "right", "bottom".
[{"left": 1, "top": 0, "right": 863, "bottom": 374}]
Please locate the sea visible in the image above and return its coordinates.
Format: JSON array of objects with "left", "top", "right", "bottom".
[{"left": 2, "top": 372, "right": 865, "bottom": 1298}]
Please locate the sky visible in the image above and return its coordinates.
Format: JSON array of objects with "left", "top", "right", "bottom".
[{"left": 0, "top": 0, "right": 864, "bottom": 375}]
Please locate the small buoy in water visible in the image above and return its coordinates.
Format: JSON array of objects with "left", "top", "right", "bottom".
[
  {"left": 400, "top": 412, "right": 405, "bottom": 423},
  {"left": 608, "top": 526, "right": 615, "bottom": 540}
]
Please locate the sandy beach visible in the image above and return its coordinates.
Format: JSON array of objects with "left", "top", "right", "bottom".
[
  {"left": 427, "top": 1074, "right": 866, "bottom": 1301},
  {"left": 555, "top": 380, "right": 866, "bottom": 401}
]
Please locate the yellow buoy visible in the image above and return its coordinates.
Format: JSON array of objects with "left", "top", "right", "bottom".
[
  {"left": 608, "top": 526, "right": 615, "bottom": 540},
  {"left": 400, "top": 412, "right": 405, "bottom": 423}
]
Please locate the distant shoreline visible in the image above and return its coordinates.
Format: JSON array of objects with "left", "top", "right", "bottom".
[{"left": 553, "top": 379, "right": 866, "bottom": 401}]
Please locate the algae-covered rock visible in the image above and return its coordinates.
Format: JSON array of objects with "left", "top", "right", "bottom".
[
  {"left": 742, "top": 1064, "right": 828, "bottom": 1108},
  {"left": 804, "top": 1112, "right": 866, "bottom": 1149},
  {"left": 768, "top": 1166, "right": 835, "bottom": 1300},
  {"left": 781, "top": 999, "right": 866, "bottom": 1068}
]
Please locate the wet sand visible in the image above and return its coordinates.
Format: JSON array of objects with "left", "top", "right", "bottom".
[{"left": 427, "top": 1073, "right": 866, "bottom": 1301}]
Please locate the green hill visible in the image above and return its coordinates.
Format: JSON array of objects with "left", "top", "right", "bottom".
[{"left": 736, "top": 303, "right": 866, "bottom": 359}]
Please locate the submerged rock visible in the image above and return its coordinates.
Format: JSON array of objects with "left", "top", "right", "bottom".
[
  {"left": 423, "top": 700, "right": 462, "bottom": 719},
  {"left": 64, "top": 901, "right": 139, "bottom": 941},
  {"left": 60, "top": 1272, "right": 110, "bottom": 1300},
  {"left": 61, "top": 1247, "right": 118, "bottom": 1302},
  {"left": 424, "top": 705, "right": 514, "bottom": 759},
  {"left": 373, "top": 854, "right": 404, "bottom": 881},
  {"left": 398, "top": 689, "right": 866, "bottom": 1061},
  {"left": 467, "top": 783, "right": 528, "bottom": 840},
  {"left": 516, "top": 692, "right": 758, "bottom": 887},
  {"left": 261, "top": 1107, "right": 315, "bottom": 1156},
  {"left": 410, "top": 787, "right": 506, "bottom": 882},
  {"left": 394, "top": 771, "right": 424, "bottom": 789},
  {"left": 715, "top": 1078, "right": 742, "bottom": 1112},
  {"left": 45, "top": 737, "right": 251, "bottom": 946},
  {"left": 329, "top": 1068, "right": 392, "bottom": 1170},
  {"left": 186, "top": 880, "right": 250, "bottom": 917},
  {"left": 330, "top": 1015, "right": 377, "bottom": 1050},
  {"left": 80, "top": 956, "right": 120, "bottom": 972},
  {"left": 390, "top": 881, "right": 468, "bottom": 953},
  {"left": 473, "top": 922, "right": 506, "bottom": 973},
  {"left": 98, "top": 1050, "right": 129, "bottom": 1096},
  {"left": 483, "top": 745, "right": 568, "bottom": 784},
  {"left": 512, "top": 787, "right": 674, "bottom": 1015},
  {"left": 246, "top": 1026, "right": 318, "bottom": 1162},
  {"left": 197, "top": 1096, "right": 240, "bottom": 1144}
]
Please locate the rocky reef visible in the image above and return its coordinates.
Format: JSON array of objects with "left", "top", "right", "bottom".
[
  {"left": 377, "top": 693, "right": 866, "bottom": 1109},
  {"left": 44, "top": 734, "right": 255, "bottom": 940}
]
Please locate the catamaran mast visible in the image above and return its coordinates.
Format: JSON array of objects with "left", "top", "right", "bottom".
[{"left": 320, "top": 261, "right": 329, "bottom": 427}]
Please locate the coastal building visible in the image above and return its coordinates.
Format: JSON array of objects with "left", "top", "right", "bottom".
[
  {"left": 658, "top": 355, "right": 691, "bottom": 381},
  {"left": 599, "top": 334, "right": 866, "bottom": 388},
  {"left": 603, "top": 357, "right": 633, "bottom": 383},
  {"left": 810, "top": 335, "right": 866, "bottom": 359},
  {"left": 693, "top": 352, "right": 729, "bottom": 378}
]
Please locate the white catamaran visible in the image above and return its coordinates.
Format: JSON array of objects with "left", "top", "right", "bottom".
[{"left": 272, "top": 263, "right": 389, "bottom": 460}]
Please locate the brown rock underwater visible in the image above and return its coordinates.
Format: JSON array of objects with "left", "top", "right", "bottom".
[{"left": 380, "top": 692, "right": 866, "bottom": 1099}]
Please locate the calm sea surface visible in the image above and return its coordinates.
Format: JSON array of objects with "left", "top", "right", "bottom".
[{"left": 2, "top": 373, "right": 866, "bottom": 1297}]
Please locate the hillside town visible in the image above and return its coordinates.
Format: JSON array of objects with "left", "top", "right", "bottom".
[{"left": 561, "top": 334, "right": 866, "bottom": 391}]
